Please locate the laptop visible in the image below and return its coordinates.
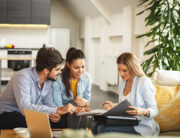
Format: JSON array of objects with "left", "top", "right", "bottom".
[{"left": 24, "top": 109, "right": 63, "bottom": 138}]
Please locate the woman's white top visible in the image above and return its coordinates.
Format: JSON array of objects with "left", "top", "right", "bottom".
[{"left": 120, "top": 92, "right": 131, "bottom": 103}]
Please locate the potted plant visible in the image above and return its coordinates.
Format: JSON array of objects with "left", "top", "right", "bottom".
[{"left": 137, "top": 0, "right": 180, "bottom": 76}]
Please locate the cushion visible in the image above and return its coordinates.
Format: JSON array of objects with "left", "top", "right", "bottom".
[
  {"left": 153, "top": 70, "right": 180, "bottom": 86},
  {"left": 155, "top": 85, "right": 180, "bottom": 131}
]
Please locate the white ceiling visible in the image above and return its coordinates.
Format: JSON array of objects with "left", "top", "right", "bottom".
[
  {"left": 61, "top": 0, "right": 139, "bottom": 20},
  {"left": 101, "top": 0, "right": 138, "bottom": 13}
]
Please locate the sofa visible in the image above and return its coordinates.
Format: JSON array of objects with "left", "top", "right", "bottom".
[
  {"left": 155, "top": 85, "right": 180, "bottom": 136},
  {"left": 153, "top": 69, "right": 180, "bottom": 136}
]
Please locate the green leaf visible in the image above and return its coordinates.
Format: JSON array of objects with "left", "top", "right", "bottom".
[
  {"left": 137, "top": 0, "right": 149, "bottom": 6},
  {"left": 136, "top": 31, "right": 154, "bottom": 38},
  {"left": 146, "top": 72, "right": 154, "bottom": 77},
  {"left": 136, "top": 11, "right": 145, "bottom": 16},
  {"left": 144, "top": 39, "right": 158, "bottom": 47},
  {"left": 142, "top": 56, "right": 154, "bottom": 73},
  {"left": 137, "top": 7, "right": 151, "bottom": 16},
  {"left": 144, "top": 45, "right": 160, "bottom": 55}
]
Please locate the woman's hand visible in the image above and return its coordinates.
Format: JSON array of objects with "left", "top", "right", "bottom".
[
  {"left": 126, "top": 106, "right": 150, "bottom": 116},
  {"left": 102, "top": 101, "right": 114, "bottom": 110},
  {"left": 57, "top": 103, "right": 76, "bottom": 115},
  {"left": 49, "top": 113, "right": 61, "bottom": 123},
  {"left": 74, "top": 97, "right": 89, "bottom": 107},
  {"left": 75, "top": 107, "right": 91, "bottom": 113}
]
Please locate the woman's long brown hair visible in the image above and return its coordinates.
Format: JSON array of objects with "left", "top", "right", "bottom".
[{"left": 62, "top": 47, "right": 85, "bottom": 97}]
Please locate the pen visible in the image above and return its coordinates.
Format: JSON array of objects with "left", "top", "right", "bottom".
[
  {"left": 77, "top": 105, "right": 87, "bottom": 107},
  {"left": 102, "top": 102, "right": 109, "bottom": 106}
]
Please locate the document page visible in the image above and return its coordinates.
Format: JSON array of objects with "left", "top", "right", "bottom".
[{"left": 76, "top": 109, "right": 106, "bottom": 116}]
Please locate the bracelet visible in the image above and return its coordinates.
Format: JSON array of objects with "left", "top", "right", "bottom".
[{"left": 145, "top": 109, "right": 150, "bottom": 117}]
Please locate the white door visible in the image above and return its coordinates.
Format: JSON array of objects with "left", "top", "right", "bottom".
[{"left": 49, "top": 28, "right": 70, "bottom": 59}]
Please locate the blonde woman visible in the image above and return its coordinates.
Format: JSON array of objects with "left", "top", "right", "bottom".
[{"left": 92, "top": 52, "right": 160, "bottom": 136}]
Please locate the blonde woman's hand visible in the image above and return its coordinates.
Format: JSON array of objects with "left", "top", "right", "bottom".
[
  {"left": 74, "top": 97, "right": 89, "bottom": 107},
  {"left": 126, "top": 106, "right": 150, "bottom": 116},
  {"left": 102, "top": 101, "right": 114, "bottom": 110}
]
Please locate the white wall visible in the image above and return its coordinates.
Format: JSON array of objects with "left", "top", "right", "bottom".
[
  {"left": 50, "top": 0, "right": 79, "bottom": 47},
  {"left": 79, "top": 6, "right": 149, "bottom": 93},
  {"left": 0, "top": 28, "right": 48, "bottom": 48},
  {"left": 49, "top": 28, "right": 70, "bottom": 58}
]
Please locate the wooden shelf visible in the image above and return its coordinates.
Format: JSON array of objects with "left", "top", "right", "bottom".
[{"left": 0, "top": 57, "right": 36, "bottom": 60}]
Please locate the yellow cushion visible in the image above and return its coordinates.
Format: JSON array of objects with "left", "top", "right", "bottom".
[{"left": 155, "top": 85, "right": 180, "bottom": 131}]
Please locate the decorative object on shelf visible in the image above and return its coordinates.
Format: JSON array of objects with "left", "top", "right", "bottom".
[
  {"left": 4, "top": 44, "right": 15, "bottom": 48},
  {"left": 137, "top": 0, "right": 180, "bottom": 76}
]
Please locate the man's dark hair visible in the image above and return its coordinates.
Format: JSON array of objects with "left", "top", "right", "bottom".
[{"left": 36, "top": 47, "right": 64, "bottom": 72}]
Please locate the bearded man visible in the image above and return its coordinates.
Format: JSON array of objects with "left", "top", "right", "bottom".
[{"left": 0, "top": 47, "right": 76, "bottom": 129}]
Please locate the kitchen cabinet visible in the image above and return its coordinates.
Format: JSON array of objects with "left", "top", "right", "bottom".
[
  {"left": 32, "top": 0, "right": 50, "bottom": 24},
  {"left": 0, "top": 0, "right": 7, "bottom": 23},
  {"left": 8, "top": 0, "right": 31, "bottom": 24},
  {"left": 0, "top": 0, "right": 50, "bottom": 24}
]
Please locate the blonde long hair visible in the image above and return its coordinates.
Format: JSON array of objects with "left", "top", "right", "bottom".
[{"left": 116, "top": 52, "right": 145, "bottom": 77}]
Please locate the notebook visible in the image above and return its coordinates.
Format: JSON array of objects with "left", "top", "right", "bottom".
[{"left": 24, "top": 109, "right": 63, "bottom": 138}]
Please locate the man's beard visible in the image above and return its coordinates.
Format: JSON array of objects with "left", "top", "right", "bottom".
[
  {"left": 47, "top": 77, "right": 56, "bottom": 81},
  {"left": 47, "top": 74, "right": 56, "bottom": 81}
]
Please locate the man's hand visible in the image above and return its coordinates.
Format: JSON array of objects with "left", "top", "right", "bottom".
[
  {"left": 74, "top": 97, "right": 89, "bottom": 107},
  {"left": 102, "top": 101, "right": 114, "bottom": 110},
  {"left": 126, "top": 106, "right": 150, "bottom": 116},
  {"left": 57, "top": 103, "right": 76, "bottom": 115},
  {"left": 49, "top": 113, "right": 61, "bottom": 123}
]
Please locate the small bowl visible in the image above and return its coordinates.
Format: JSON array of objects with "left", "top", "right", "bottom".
[
  {"left": 52, "top": 130, "right": 63, "bottom": 137},
  {"left": 14, "top": 127, "right": 29, "bottom": 138}
]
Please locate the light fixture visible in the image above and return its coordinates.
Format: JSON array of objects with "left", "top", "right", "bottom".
[{"left": 0, "top": 24, "right": 49, "bottom": 28}]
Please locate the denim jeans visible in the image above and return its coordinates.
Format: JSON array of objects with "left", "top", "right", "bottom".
[
  {"left": 67, "top": 114, "right": 88, "bottom": 129},
  {"left": 91, "top": 120, "right": 139, "bottom": 135}
]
